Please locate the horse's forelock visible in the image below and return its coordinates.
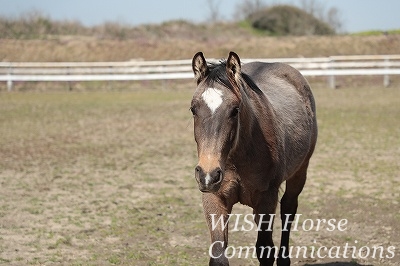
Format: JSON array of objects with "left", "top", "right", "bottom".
[{"left": 203, "top": 60, "right": 243, "bottom": 100}]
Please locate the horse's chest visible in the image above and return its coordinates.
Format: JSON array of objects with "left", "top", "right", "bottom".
[{"left": 237, "top": 179, "right": 262, "bottom": 208}]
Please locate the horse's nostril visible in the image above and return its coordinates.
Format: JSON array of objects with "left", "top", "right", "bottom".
[
  {"left": 212, "top": 168, "right": 223, "bottom": 183},
  {"left": 216, "top": 169, "right": 222, "bottom": 178},
  {"left": 195, "top": 166, "right": 201, "bottom": 173}
]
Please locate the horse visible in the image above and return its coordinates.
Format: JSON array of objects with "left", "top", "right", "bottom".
[{"left": 190, "top": 51, "right": 318, "bottom": 266}]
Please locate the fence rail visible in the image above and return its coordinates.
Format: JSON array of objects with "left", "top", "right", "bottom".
[{"left": 1, "top": 55, "right": 400, "bottom": 91}]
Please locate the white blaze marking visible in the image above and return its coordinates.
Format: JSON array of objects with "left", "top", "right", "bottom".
[
  {"left": 201, "top": 88, "right": 223, "bottom": 114},
  {"left": 205, "top": 173, "right": 212, "bottom": 186}
]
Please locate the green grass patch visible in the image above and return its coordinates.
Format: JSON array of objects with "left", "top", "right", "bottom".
[{"left": 352, "top": 28, "right": 400, "bottom": 36}]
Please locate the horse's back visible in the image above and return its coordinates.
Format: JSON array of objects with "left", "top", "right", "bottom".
[
  {"left": 242, "top": 62, "right": 317, "bottom": 178},
  {"left": 242, "top": 61, "right": 315, "bottom": 122},
  {"left": 243, "top": 62, "right": 313, "bottom": 106}
]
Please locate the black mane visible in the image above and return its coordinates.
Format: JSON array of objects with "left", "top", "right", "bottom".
[
  {"left": 242, "top": 72, "right": 263, "bottom": 95},
  {"left": 205, "top": 60, "right": 263, "bottom": 95},
  {"left": 204, "top": 60, "right": 233, "bottom": 90}
]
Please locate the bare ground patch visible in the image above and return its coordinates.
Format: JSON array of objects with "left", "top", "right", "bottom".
[{"left": 0, "top": 85, "right": 399, "bottom": 265}]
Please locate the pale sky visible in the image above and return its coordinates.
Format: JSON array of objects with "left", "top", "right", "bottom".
[{"left": 1, "top": 0, "right": 400, "bottom": 33}]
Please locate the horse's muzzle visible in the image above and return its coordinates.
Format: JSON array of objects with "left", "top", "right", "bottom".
[{"left": 195, "top": 165, "right": 223, "bottom": 193}]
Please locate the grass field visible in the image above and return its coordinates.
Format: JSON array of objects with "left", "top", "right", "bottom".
[
  {"left": 0, "top": 83, "right": 399, "bottom": 265},
  {"left": 1, "top": 34, "right": 400, "bottom": 62}
]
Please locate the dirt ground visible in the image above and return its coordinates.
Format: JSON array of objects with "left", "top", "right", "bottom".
[{"left": 0, "top": 83, "right": 399, "bottom": 265}]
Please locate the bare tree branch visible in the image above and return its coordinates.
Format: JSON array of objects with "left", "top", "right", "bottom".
[
  {"left": 233, "top": 0, "right": 267, "bottom": 20},
  {"left": 300, "top": 0, "right": 343, "bottom": 32},
  {"left": 206, "top": 0, "right": 222, "bottom": 23}
]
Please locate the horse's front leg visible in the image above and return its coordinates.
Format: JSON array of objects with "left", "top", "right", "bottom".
[
  {"left": 202, "top": 192, "right": 233, "bottom": 266},
  {"left": 254, "top": 191, "right": 279, "bottom": 266},
  {"left": 277, "top": 163, "right": 308, "bottom": 266}
]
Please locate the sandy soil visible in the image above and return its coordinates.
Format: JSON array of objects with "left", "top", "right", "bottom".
[{"left": 0, "top": 86, "right": 399, "bottom": 265}]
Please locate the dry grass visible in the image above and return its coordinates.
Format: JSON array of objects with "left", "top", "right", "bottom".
[
  {"left": 1, "top": 34, "right": 400, "bottom": 62},
  {"left": 0, "top": 82, "right": 399, "bottom": 265},
  {"left": 0, "top": 87, "right": 201, "bottom": 265}
]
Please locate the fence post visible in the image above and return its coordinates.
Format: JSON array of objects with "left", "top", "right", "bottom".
[
  {"left": 67, "top": 66, "right": 73, "bottom": 91},
  {"left": 383, "top": 57, "right": 390, "bottom": 88},
  {"left": 7, "top": 76, "right": 13, "bottom": 92},
  {"left": 108, "top": 66, "right": 112, "bottom": 90},
  {"left": 328, "top": 58, "right": 336, "bottom": 89},
  {"left": 7, "top": 64, "right": 13, "bottom": 91}
]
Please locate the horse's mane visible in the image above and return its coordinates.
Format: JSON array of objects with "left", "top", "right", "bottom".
[
  {"left": 205, "top": 60, "right": 263, "bottom": 95},
  {"left": 205, "top": 60, "right": 232, "bottom": 89}
]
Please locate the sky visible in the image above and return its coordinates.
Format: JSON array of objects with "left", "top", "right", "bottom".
[{"left": 0, "top": 0, "right": 400, "bottom": 33}]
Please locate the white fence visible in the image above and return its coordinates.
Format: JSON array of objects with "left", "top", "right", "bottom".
[{"left": 1, "top": 55, "right": 400, "bottom": 91}]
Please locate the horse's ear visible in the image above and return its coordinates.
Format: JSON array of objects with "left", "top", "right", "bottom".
[
  {"left": 226, "top": 51, "right": 241, "bottom": 85},
  {"left": 192, "top": 52, "right": 208, "bottom": 85}
]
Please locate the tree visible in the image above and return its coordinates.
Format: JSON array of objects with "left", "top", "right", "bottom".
[
  {"left": 206, "top": 0, "right": 222, "bottom": 23},
  {"left": 300, "top": 0, "right": 343, "bottom": 32},
  {"left": 326, "top": 7, "right": 343, "bottom": 33},
  {"left": 233, "top": 0, "right": 267, "bottom": 20}
]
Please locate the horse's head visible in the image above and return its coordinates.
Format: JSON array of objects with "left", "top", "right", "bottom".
[{"left": 190, "top": 51, "right": 243, "bottom": 193}]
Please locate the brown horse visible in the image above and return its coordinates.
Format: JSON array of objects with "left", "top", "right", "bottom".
[{"left": 190, "top": 52, "right": 318, "bottom": 266}]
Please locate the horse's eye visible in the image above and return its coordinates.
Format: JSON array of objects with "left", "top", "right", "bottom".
[
  {"left": 190, "top": 106, "right": 196, "bottom": 116},
  {"left": 231, "top": 107, "right": 239, "bottom": 117}
]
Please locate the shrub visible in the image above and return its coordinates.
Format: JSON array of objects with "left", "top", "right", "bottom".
[
  {"left": 248, "top": 5, "right": 335, "bottom": 36},
  {"left": 0, "top": 11, "right": 87, "bottom": 39}
]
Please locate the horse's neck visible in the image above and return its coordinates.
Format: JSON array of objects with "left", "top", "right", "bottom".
[{"left": 234, "top": 89, "right": 279, "bottom": 164}]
